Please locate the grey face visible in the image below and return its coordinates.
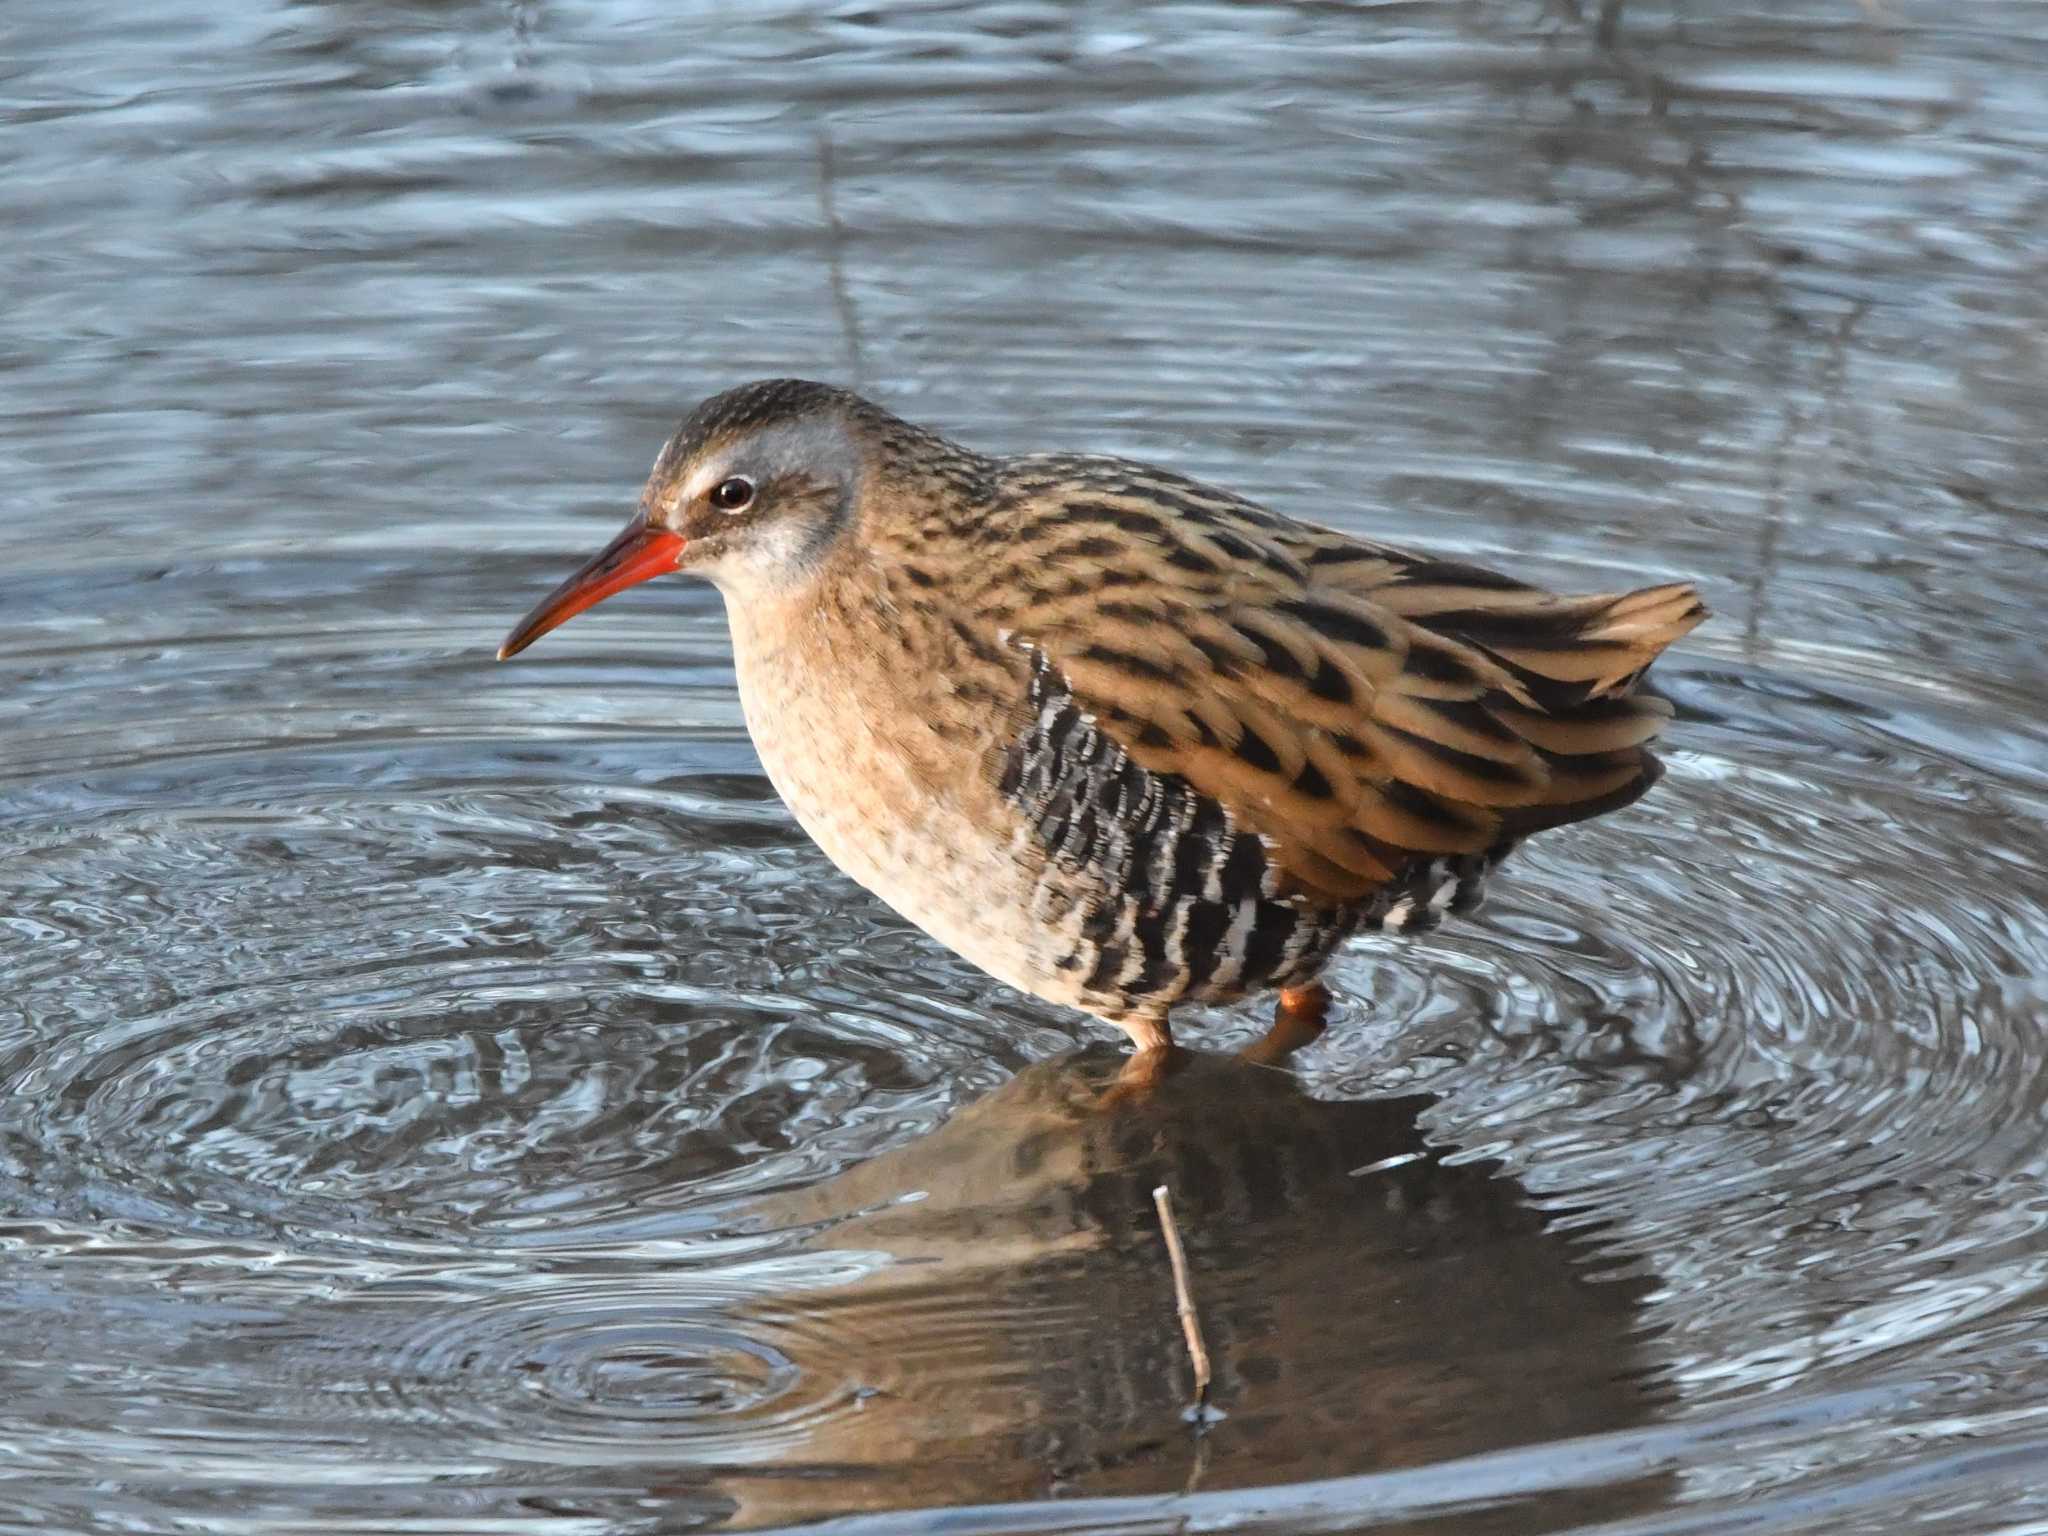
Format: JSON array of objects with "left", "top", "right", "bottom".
[
  {"left": 645, "top": 413, "right": 864, "bottom": 593},
  {"left": 496, "top": 380, "right": 876, "bottom": 660}
]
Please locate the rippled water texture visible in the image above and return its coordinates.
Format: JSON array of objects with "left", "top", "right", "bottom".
[{"left": 5, "top": 2, "right": 2048, "bottom": 1531}]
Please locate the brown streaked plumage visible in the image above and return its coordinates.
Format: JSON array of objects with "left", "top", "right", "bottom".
[{"left": 498, "top": 379, "right": 1707, "bottom": 1083}]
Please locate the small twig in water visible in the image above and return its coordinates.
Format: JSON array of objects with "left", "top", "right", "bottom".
[{"left": 1151, "top": 1184, "right": 1211, "bottom": 1412}]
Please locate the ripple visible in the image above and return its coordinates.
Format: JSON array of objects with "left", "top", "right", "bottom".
[
  {"left": 228, "top": 1269, "right": 860, "bottom": 1462},
  {"left": 0, "top": 824, "right": 1017, "bottom": 1253},
  {"left": 3, "top": 544, "right": 2047, "bottom": 1521},
  {"left": 4, "top": 555, "right": 2048, "bottom": 1526},
  {"left": 0, "top": 585, "right": 1052, "bottom": 1260},
  {"left": 1300, "top": 652, "right": 2048, "bottom": 1415}
]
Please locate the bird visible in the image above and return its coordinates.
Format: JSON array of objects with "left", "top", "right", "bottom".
[{"left": 498, "top": 379, "right": 1706, "bottom": 1089}]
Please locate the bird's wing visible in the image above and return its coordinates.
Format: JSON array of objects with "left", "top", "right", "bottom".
[
  {"left": 1260, "top": 523, "right": 1708, "bottom": 714},
  {"left": 974, "top": 477, "right": 1705, "bottom": 906}
]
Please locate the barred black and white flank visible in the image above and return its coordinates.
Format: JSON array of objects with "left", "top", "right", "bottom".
[{"left": 999, "top": 648, "right": 1352, "bottom": 1017}]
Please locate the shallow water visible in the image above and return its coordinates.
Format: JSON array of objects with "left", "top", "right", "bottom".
[{"left": 4, "top": 0, "right": 2047, "bottom": 1531}]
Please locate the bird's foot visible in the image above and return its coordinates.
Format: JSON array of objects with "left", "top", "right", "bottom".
[{"left": 1238, "top": 980, "right": 1331, "bottom": 1069}]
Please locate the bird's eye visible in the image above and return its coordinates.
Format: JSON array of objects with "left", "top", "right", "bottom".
[{"left": 710, "top": 476, "right": 755, "bottom": 512}]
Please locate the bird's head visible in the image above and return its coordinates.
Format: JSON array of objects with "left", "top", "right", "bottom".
[{"left": 497, "top": 378, "right": 875, "bottom": 660}]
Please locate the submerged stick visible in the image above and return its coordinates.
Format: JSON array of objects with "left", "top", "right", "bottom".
[{"left": 1151, "top": 1183, "right": 1211, "bottom": 1411}]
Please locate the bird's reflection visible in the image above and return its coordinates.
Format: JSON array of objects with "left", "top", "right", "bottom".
[{"left": 716, "top": 1042, "right": 1665, "bottom": 1526}]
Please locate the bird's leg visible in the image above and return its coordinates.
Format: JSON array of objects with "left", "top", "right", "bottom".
[
  {"left": 1101, "top": 1012, "right": 1181, "bottom": 1105},
  {"left": 1238, "top": 979, "right": 1331, "bottom": 1068}
]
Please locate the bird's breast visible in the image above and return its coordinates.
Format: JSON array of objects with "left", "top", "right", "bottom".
[{"left": 723, "top": 593, "right": 1061, "bottom": 996}]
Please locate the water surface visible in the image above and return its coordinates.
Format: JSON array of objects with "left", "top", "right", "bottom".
[{"left": 3, "top": 1, "right": 2047, "bottom": 1531}]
